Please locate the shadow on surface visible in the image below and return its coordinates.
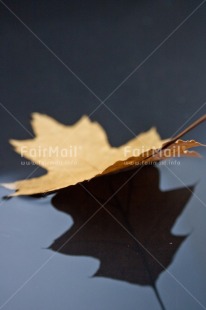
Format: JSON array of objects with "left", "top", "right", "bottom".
[{"left": 50, "top": 166, "right": 193, "bottom": 288}]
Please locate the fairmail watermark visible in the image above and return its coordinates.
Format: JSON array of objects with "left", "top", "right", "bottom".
[
  {"left": 123, "top": 144, "right": 184, "bottom": 166},
  {"left": 20, "top": 145, "right": 82, "bottom": 167}
]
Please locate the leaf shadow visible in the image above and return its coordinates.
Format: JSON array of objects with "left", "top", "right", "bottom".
[{"left": 49, "top": 166, "right": 193, "bottom": 288}]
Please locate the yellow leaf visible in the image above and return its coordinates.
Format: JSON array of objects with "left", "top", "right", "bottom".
[{"left": 2, "top": 113, "right": 205, "bottom": 196}]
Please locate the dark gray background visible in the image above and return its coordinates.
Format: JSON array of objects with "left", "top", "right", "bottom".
[
  {"left": 0, "top": 0, "right": 206, "bottom": 175},
  {"left": 0, "top": 1, "right": 206, "bottom": 310}
]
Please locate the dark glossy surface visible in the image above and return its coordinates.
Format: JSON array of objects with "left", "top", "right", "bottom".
[
  {"left": 1, "top": 1, "right": 206, "bottom": 309},
  {"left": 1, "top": 160, "right": 206, "bottom": 310}
]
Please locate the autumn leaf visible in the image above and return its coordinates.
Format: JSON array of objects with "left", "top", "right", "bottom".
[
  {"left": 50, "top": 166, "right": 193, "bottom": 308},
  {"left": 2, "top": 113, "right": 205, "bottom": 196}
]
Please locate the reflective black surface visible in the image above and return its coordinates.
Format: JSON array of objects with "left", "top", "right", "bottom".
[
  {"left": 1, "top": 160, "right": 206, "bottom": 309},
  {"left": 1, "top": 1, "right": 206, "bottom": 309}
]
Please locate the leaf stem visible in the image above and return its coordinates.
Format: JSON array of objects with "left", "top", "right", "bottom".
[
  {"left": 162, "top": 114, "right": 206, "bottom": 149},
  {"left": 152, "top": 283, "right": 166, "bottom": 310}
]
